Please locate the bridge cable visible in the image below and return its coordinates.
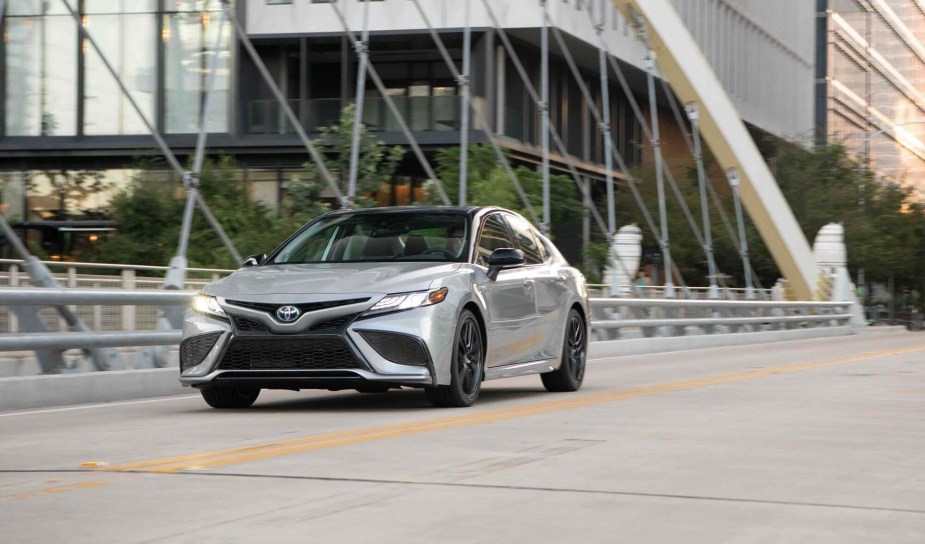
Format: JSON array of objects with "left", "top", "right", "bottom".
[
  {"left": 639, "top": 34, "right": 676, "bottom": 297},
  {"left": 530, "top": 10, "right": 689, "bottom": 294},
  {"left": 478, "top": 1, "right": 652, "bottom": 294},
  {"left": 330, "top": 1, "right": 452, "bottom": 206},
  {"left": 406, "top": 0, "right": 537, "bottom": 220},
  {"left": 223, "top": 2, "right": 345, "bottom": 207},
  {"left": 458, "top": 0, "right": 472, "bottom": 206},
  {"left": 658, "top": 78, "right": 767, "bottom": 294},
  {"left": 583, "top": 3, "right": 764, "bottom": 296},
  {"left": 578, "top": 3, "right": 747, "bottom": 296},
  {"left": 550, "top": 4, "right": 695, "bottom": 295},
  {"left": 540, "top": 0, "right": 551, "bottom": 234},
  {"left": 686, "top": 104, "right": 721, "bottom": 299},
  {"left": 595, "top": 0, "right": 617, "bottom": 239},
  {"left": 344, "top": 0, "right": 372, "bottom": 208}
]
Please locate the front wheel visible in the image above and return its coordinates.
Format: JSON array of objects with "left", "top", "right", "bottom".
[
  {"left": 541, "top": 309, "right": 586, "bottom": 392},
  {"left": 200, "top": 386, "right": 260, "bottom": 409},
  {"left": 426, "top": 310, "right": 484, "bottom": 408}
]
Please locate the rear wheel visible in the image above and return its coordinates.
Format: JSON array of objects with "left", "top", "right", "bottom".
[
  {"left": 426, "top": 310, "right": 483, "bottom": 408},
  {"left": 200, "top": 386, "right": 260, "bottom": 409},
  {"left": 541, "top": 309, "right": 586, "bottom": 392}
]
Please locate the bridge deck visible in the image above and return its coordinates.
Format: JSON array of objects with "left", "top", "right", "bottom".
[{"left": 2, "top": 331, "right": 923, "bottom": 543}]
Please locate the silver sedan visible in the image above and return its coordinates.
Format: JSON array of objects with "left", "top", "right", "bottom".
[{"left": 180, "top": 206, "right": 589, "bottom": 408}]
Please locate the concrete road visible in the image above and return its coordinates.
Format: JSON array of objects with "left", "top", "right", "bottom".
[{"left": 1, "top": 331, "right": 924, "bottom": 543}]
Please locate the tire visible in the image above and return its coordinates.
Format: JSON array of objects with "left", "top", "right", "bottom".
[
  {"left": 425, "top": 310, "right": 484, "bottom": 408},
  {"left": 541, "top": 309, "right": 587, "bottom": 392},
  {"left": 200, "top": 386, "right": 260, "bottom": 409}
]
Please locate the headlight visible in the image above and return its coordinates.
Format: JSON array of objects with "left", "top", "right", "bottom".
[
  {"left": 192, "top": 294, "right": 227, "bottom": 319},
  {"left": 365, "top": 287, "right": 448, "bottom": 316}
]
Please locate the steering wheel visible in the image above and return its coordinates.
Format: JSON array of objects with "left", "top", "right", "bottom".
[{"left": 422, "top": 248, "right": 456, "bottom": 258}]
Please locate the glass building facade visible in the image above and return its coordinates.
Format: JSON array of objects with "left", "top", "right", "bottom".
[
  {"left": 1, "top": 0, "right": 231, "bottom": 138},
  {"left": 818, "top": 0, "right": 925, "bottom": 192}
]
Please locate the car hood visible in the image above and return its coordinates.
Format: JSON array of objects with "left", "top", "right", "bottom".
[{"left": 203, "top": 262, "right": 463, "bottom": 299}]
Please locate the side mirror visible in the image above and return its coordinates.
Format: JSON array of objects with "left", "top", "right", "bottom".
[
  {"left": 242, "top": 253, "right": 266, "bottom": 267},
  {"left": 487, "top": 248, "right": 525, "bottom": 280}
]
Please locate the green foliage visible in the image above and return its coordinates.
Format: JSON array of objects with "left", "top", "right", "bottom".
[
  {"left": 772, "top": 143, "right": 925, "bottom": 294},
  {"left": 427, "top": 144, "right": 584, "bottom": 230},
  {"left": 615, "top": 143, "right": 925, "bottom": 297},
  {"left": 98, "top": 157, "right": 297, "bottom": 270},
  {"left": 288, "top": 104, "right": 404, "bottom": 211}
]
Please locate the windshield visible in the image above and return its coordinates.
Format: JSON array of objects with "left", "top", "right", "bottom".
[{"left": 270, "top": 212, "right": 470, "bottom": 264}]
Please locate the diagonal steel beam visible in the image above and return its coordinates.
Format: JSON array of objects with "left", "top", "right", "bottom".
[
  {"left": 330, "top": 1, "right": 452, "bottom": 206},
  {"left": 612, "top": 0, "right": 819, "bottom": 299}
]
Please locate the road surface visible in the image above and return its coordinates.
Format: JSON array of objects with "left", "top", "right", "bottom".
[{"left": 1, "top": 330, "right": 923, "bottom": 543}]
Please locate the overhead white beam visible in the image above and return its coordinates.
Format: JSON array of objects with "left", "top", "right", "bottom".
[{"left": 612, "top": 0, "right": 820, "bottom": 300}]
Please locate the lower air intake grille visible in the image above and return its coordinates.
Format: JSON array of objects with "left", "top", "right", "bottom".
[
  {"left": 180, "top": 332, "right": 222, "bottom": 370},
  {"left": 217, "top": 337, "right": 363, "bottom": 371},
  {"left": 359, "top": 331, "right": 429, "bottom": 366}
]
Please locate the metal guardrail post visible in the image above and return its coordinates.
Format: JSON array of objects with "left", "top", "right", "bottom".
[{"left": 0, "top": 214, "right": 125, "bottom": 372}]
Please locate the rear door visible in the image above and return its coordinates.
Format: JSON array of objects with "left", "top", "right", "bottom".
[{"left": 476, "top": 213, "right": 539, "bottom": 367}]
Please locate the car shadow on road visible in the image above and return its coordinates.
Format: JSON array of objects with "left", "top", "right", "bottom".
[{"left": 241, "top": 386, "right": 549, "bottom": 413}]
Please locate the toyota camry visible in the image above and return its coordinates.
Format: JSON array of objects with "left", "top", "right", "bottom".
[{"left": 180, "top": 206, "right": 589, "bottom": 408}]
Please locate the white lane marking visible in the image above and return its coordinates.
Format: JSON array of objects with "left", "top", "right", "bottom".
[{"left": 0, "top": 395, "right": 199, "bottom": 418}]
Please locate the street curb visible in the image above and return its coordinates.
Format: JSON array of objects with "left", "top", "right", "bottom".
[
  {"left": 0, "top": 327, "right": 872, "bottom": 412},
  {"left": 0, "top": 368, "right": 185, "bottom": 412},
  {"left": 589, "top": 327, "right": 856, "bottom": 359}
]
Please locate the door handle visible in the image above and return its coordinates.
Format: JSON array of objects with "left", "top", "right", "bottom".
[{"left": 523, "top": 279, "right": 535, "bottom": 289}]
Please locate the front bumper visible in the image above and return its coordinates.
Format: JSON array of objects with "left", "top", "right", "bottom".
[{"left": 179, "top": 305, "right": 451, "bottom": 389}]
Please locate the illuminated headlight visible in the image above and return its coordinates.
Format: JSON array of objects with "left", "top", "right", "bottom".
[
  {"left": 365, "top": 287, "right": 448, "bottom": 316},
  {"left": 192, "top": 294, "right": 227, "bottom": 319}
]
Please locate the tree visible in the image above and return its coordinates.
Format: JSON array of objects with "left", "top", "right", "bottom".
[
  {"left": 99, "top": 157, "right": 296, "bottom": 270},
  {"left": 427, "top": 144, "right": 584, "bottom": 231},
  {"left": 287, "top": 104, "right": 404, "bottom": 213}
]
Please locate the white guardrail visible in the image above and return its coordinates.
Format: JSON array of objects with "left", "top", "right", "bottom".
[
  {"left": 0, "top": 259, "right": 232, "bottom": 333},
  {"left": 0, "top": 287, "right": 852, "bottom": 354}
]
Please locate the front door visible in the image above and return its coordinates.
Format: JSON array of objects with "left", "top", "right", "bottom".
[{"left": 475, "top": 213, "right": 538, "bottom": 367}]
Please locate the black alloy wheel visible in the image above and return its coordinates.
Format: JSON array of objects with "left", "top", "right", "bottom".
[
  {"left": 541, "top": 309, "right": 586, "bottom": 392},
  {"left": 426, "top": 310, "right": 484, "bottom": 407},
  {"left": 200, "top": 386, "right": 261, "bottom": 409}
]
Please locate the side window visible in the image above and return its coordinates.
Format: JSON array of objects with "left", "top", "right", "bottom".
[
  {"left": 506, "top": 215, "right": 545, "bottom": 265},
  {"left": 476, "top": 214, "right": 515, "bottom": 267}
]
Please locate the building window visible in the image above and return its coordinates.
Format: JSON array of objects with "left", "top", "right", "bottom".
[
  {"left": 83, "top": 1, "right": 158, "bottom": 135},
  {"left": 4, "top": 2, "right": 78, "bottom": 136},
  {"left": 164, "top": 2, "right": 231, "bottom": 134},
  {"left": 2, "top": 0, "right": 231, "bottom": 137}
]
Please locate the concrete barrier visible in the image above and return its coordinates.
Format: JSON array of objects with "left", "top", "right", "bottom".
[
  {"left": 589, "top": 326, "right": 854, "bottom": 359},
  {"left": 0, "top": 368, "right": 187, "bottom": 412},
  {"left": 0, "top": 326, "right": 879, "bottom": 413}
]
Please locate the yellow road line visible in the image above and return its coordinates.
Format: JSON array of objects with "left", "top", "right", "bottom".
[
  {"left": 99, "top": 344, "right": 924, "bottom": 474},
  {"left": 7, "top": 481, "right": 109, "bottom": 501}
]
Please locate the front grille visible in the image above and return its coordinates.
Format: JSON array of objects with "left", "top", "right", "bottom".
[
  {"left": 310, "top": 313, "right": 360, "bottom": 331},
  {"left": 225, "top": 298, "right": 370, "bottom": 315},
  {"left": 232, "top": 316, "right": 268, "bottom": 332},
  {"left": 217, "top": 337, "right": 363, "bottom": 371},
  {"left": 180, "top": 332, "right": 223, "bottom": 370},
  {"left": 359, "top": 331, "right": 429, "bottom": 366}
]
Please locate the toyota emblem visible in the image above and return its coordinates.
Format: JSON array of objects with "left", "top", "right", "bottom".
[{"left": 275, "top": 305, "right": 301, "bottom": 323}]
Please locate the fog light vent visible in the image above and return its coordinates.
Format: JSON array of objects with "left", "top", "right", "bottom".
[
  {"left": 180, "top": 332, "right": 222, "bottom": 370},
  {"left": 359, "top": 331, "right": 429, "bottom": 366}
]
